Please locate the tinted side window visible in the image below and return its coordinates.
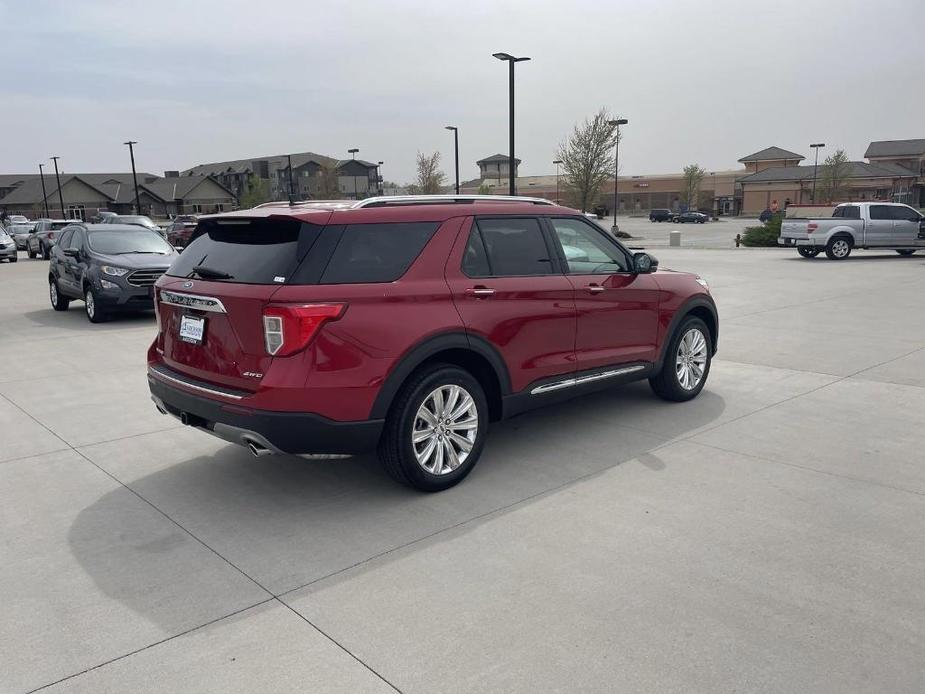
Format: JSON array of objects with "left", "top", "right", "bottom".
[
  {"left": 319, "top": 222, "right": 439, "bottom": 284},
  {"left": 462, "top": 226, "right": 491, "bottom": 277},
  {"left": 475, "top": 218, "right": 552, "bottom": 276},
  {"left": 890, "top": 205, "right": 920, "bottom": 222},
  {"left": 842, "top": 206, "right": 860, "bottom": 219},
  {"left": 870, "top": 205, "right": 891, "bottom": 220}
]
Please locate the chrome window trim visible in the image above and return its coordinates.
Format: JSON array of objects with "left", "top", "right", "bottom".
[{"left": 159, "top": 290, "right": 227, "bottom": 313}]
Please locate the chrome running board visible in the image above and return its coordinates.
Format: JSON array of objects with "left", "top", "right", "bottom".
[{"left": 530, "top": 365, "right": 646, "bottom": 396}]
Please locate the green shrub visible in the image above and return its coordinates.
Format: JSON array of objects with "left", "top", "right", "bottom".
[{"left": 742, "top": 215, "right": 782, "bottom": 247}]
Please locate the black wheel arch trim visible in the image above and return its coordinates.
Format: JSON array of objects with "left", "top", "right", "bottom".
[
  {"left": 654, "top": 295, "right": 719, "bottom": 371},
  {"left": 369, "top": 331, "right": 512, "bottom": 420}
]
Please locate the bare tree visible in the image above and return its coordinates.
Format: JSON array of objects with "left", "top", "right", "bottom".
[
  {"left": 409, "top": 152, "right": 447, "bottom": 194},
  {"left": 315, "top": 163, "right": 343, "bottom": 199},
  {"left": 817, "top": 149, "right": 851, "bottom": 203},
  {"left": 681, "top": 164, "right": 705, "bottom": 209},
  {"left": 556, "top": 108, "right": 619, "bottom": 213}
]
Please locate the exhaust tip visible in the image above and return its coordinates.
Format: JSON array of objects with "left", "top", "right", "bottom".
[{"left": 244, "top": 438, "right": 273, "bottom": 458}]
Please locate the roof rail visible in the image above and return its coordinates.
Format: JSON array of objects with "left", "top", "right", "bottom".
[{"left": 353, "top": 194, "right": 556, "bottom": 208}]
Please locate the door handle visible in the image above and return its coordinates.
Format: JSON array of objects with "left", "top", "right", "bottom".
[
  {"left": 465, "top": 287, "right": 495, "bottom": 298},
  {"left": 586, "top": 284, "right": 605, "bottom": 294}
]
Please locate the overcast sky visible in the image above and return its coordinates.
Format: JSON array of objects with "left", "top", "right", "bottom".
[{"left": 3, "top": 0, "right": 923, "bottom": 184}]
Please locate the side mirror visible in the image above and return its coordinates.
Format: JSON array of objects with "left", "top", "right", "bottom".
[
  {"left": 633, "top": 252, "right": 658, "bottom": 274},
  {"left": 63, "top": 248, "right": 79, "bottom": 258}
]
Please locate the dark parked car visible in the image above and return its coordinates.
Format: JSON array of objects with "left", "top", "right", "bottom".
[
  {"left": 28, "top": 219, "right": 73, "bottom": 259},
  {"left": 147, "top": 195, "right": 718, "bottom": 491},
  {"left": 672, "top": 211, "right": 708, "bottom": 224},
  {"left": 649, "top": 208, "right": 673, "bottom": 222},
  {"left": 165, "top": 216, "right": 199, "bottom": 248},
  {"left": 48, "top": 223, "right": 178, "bottom": 323},
  {"left": 102, "top": 215, "right": 164, "bottom": 236}
]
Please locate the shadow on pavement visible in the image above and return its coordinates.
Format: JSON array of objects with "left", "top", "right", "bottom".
[
  {"left": 22, "top": 307, "right": 155, "bottom": 333},
  {"left": 68, "top": 381, "right": 726, "bottom": 628}
]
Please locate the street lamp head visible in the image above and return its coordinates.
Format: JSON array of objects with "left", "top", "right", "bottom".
[
  {"left": 810, "top": 143, "right": 826, "bottom": 148},
  {"left": 124, "top": 140, "right": 138, "bottom": 146},
  {"left": 377, "top": 161, "right": 383, "bottom": 166},
  {"left": 553, "top": 159, "right": 563, "bottom": 165},
  {"left": 492, "top": 52, "right": 530, "bottom": 62},
  {"left": 348, "top": 148, "right": 359, "bottom": 154},
  {"left": 607, "top": 118, "right": 629, "bottom": 126},
  {"left": 445, "top": 125, "right": 457, "bottom": 131}
]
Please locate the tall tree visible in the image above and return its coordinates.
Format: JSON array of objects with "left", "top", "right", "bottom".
[
  {"left": 238, "top": 174, "right": 271, "bottom": 208},
  {"left": 556, "top": 108, "right": 619, "bottom": 213},
  {"left": 315, "top": 163, "right": 343, "bottom": 199},
  {"left": 682, "top": 164, "right": 705, "bottom": 209},
  {"left": 817, "top": 149, "right": 851, "bottom": 203},
  {"left": 411, "top": 152, "right": 447, "bottom": 194}
]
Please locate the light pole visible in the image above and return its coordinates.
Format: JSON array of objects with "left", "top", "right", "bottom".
[
  {"left": 376, "top": 161, "right": 384, "bottom": 195},
  {"left": 38, "top": 164, "right": 50, "bottom": 217},
  {"left": 347, "top": 148, "right": 359, "bottom": 199},
  {"left": 553, "top": 159, "right": 562, "bottom": 204},
  {"left": 124, "top": 141, "right": 141, "bottom": 214},
  {"left": 606, "top": 118, "right": 628, "bottom": 232},
  {"left": 810, "top": 143, "right": 825, "bottom": 203},
  {"left": 286, "top": 154, "right": 295, "bottom": 203},
  {"left": 445, "top": 126, "right": 460, "bottom": 194},
  {"left": 492, "top": 52, "right": 530, "bottom": 196},
  {"left": 50, "top": 156, "right": 66, "bottom": 219}
]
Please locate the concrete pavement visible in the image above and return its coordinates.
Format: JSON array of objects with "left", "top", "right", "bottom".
[{"left": 2, "top": 247, "right": 924, "bottom": 693}]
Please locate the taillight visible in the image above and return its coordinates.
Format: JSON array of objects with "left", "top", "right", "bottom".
[
  {"left": 262, "top": 304, "right": 346, "bottom": 356},
  {"left": 807, "top": 223, "right": 818, "bottom": 233}
]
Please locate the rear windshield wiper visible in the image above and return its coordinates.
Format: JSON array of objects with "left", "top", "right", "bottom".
[{"left": 188, "top": 264, "right": 233, "bottom": 280}]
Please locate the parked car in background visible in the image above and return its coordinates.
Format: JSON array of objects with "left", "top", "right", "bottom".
[
  {"left": 28, "top": 219, "right": 72, "bottom": 259},
  {"left": 48, "top": 223, "right": 178, "bottom": 322},
  {"left": 101, "top": 215, "right": 165, "bottom": 237},
  {"left": 8, "top": 214, "right": 29, "bottom": 225},
  {"left": 165, "top": 216, "right": 199, "bottom": 248},
  {"left": 147, "top": 195, "right": 717, "bottom": 491},
  {"left": 0, "top": 228, "right": 17, "bottom": 262},
  {"left": 8, "top": 223, "right": 35, "bottom": 250},
  {"left": 649, "top": 208, "right": 673, "bottom": 222},
  {"left": 779, "top": 202, "right": 925, "bottom": 259},
  {"left": 673, "top": 211, "right": 708, "bottom": 224},
  {"left": 90, "top": 210, "right": 117, "bottom": 223}
]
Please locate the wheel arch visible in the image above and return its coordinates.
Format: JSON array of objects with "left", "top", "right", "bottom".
[
  {"left": 654, "top": 296, "right": 718, "bottom": 371},
  {"left": 369, "top": 332, "right": 510, "bottom": 422}
]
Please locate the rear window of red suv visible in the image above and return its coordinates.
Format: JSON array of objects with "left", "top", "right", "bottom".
[{"left": 166, "top": 217, "right": 439, "bottom": 285}]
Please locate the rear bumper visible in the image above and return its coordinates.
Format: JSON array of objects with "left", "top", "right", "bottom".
[
  {"left": 778, "top": 236, "right": 816, "bottom": 248},
  {"left": 148, "top": 367, "right": 384, "bottom": 455}
]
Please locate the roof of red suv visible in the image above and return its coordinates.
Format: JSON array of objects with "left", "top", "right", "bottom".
[{"left": 201, "top": 195, "right": 581, "bottom": 225}]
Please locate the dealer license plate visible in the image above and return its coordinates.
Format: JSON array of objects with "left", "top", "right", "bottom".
[{"left": 179, "top": 315, "right": 205, "bottom": 344}]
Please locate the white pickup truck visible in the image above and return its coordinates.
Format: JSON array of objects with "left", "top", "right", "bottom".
[{"left": 778, "top": 202, "right": 925, "bottom": 259}]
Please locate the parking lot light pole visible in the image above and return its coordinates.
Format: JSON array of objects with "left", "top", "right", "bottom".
[
  {"left": 38, "top": 163, "right": 50, "bottom": 217},
  {"left": 286, "top": 154, "right": 295, "bottom": 204},
  {"left": 445, "top": 126, "right": 460, "bottom": 194},
  {"left": 348, "top": 148, "right": 359, "bottom": 199},
  {"left": 553, "top": 159, "right": 562, "bottom": 204},
  {"left": 377, "top": 161, "right": 384, "bottom": 195},
  {"left": 492, "top": 52, "right": 530, "bottom": 196},
  {"left": 50, "top": 156, "right": 66, "bottom": 219},
  {"left": 606, "top": 118, "right": 628, "bottom": 232},
  {"left": 810, "top": 143, "right": 825, "bottom": 203},
  {"left": 124, "top": 141, "right": 141, "bottom": 214}
]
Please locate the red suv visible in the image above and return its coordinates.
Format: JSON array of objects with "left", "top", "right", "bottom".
[{"left": 147, "top": 196, "right": 717, "bottom": 491}]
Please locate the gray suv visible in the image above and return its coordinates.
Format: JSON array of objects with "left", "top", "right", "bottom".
[{"left": 48, "top": 223, "right": 178, "bottom": 322}]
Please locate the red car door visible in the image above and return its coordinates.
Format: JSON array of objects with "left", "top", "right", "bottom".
[
  {"left": 545, "top": 216, "right": 660, "bottom": 370},
  {"left": 445, "top": 216, "right": 577, "bottom": 393}
]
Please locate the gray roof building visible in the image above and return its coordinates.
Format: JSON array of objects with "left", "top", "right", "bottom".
[
  {"left": 738, "top": 161, "right": 917, "bottom": 183},
  {"left": 737, "top": 146, "right": 805, "bottom": 163},
  {"left": 864, "top": 139, "right": 925, "bottom": 158}
]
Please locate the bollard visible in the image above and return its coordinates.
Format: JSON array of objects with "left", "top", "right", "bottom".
[{"left": 669, "top": 230, "right": 681, "bottom": 247}]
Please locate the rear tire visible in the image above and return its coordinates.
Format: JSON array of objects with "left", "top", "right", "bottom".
[
  {"left": 650, "top": 316, "right": 712, "bottom": 402},
  {"left": 896, "top": 249, "right": 916, "bottom": 256},
  {"left": 28, "top": 246, "right": 37, "bottom": 259},
  {"left": 378, "top": 364, "right": 488, "bottom": 492},
  {"left": 797, "top": 247, "right": 820, "bottom": 258},
  {"left": 825, "top": 235, "right": 852, "bottom": 260},
  {"left": 9, "top": 255, "right": 17, "bottom": 263},
  {"left": 49, "top": 279, "right": 70, "bottom": 311}
]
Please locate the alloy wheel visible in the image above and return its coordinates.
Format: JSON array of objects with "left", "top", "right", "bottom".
[
  {"left": 831, "top": 239, "right": 850, "bottom": 258},
  {"left": 49, "top": 282, "right": 58, "bottom": 307},
  {"left": 675, "top": 327, "right": 708, "bottom": 391},
  {"left": 412, "top": 384, "right": 479, "bottom": 475},
  {"left": 85, "top": 289, "right": 95, "bottom": 319}
]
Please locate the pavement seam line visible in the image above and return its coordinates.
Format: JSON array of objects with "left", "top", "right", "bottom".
[
  {"left": 275, "top": 598, "right": 405, "bottom": 694},
  {"left": 25, "top": 598, "right": 276, "bottom": 694}
]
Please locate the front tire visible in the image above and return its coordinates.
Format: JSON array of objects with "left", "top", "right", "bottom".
[
  {"left": 49, "top": 279, "right": 70, "bottom": 311},
  {"left": 825, "top": 235, "right": 852, "bottom": 260},
  {"left": 378, "top": 364, "right": 488, "bottom": 492},
  {"left": 84, "top": 286, "right": 108, "bottom": 323},
  {"left": 28, "top": 245, "right": 37, "bottom": 259},
  {"left": 797, "top": 247, "right": 820, "bottom": 258},
  {"left": 41, "top": 244, "right": 50, "bottom": 260},
  {"left": 650, "top": 317, "right": 712, "bottom": 402},
  {"left": 9, "top": 255, "right": 17, "bottom": 263},
  {"left": 896, "top": 249, "right": 916, "bottom": 256}
]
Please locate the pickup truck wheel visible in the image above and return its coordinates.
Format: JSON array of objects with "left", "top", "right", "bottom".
[
  {"left": 896, "top": 249, "right": 916, "bottom": 256},
  {"left": 378, "top": 364, "right": 488, "bottom": 492},
  {"left": 797, "top": 247, "right": 820, "bottom": 258},
  {"left": 650, "top": 316, "right": 712, "bottom": 402},
  {"left": 825, "top": 236, "right": 852, "bottom": 260}
]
